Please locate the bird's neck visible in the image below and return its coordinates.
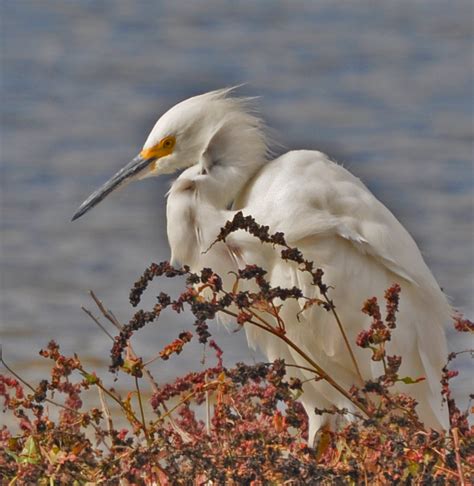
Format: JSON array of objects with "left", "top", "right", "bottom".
[
  {"left": 200, "top": 157, "right": 267, "bottom": 208},
  {"left": 166, "top": 154, "right": 266, "bottom": 267},
  {"left": 194, "top": 117, "right": 268, "bottom": 208},
  {"left": 172, "top": 146, "right": 266, "bottom": 209}
]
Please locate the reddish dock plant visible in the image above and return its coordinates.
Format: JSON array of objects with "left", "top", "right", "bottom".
[{"left": 1, "top": 216, "right": 472, "bottom": 484}]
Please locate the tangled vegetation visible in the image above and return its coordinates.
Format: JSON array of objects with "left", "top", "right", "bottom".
[{"left": 1, "top": 213, "right": 473, "bottom": 485}]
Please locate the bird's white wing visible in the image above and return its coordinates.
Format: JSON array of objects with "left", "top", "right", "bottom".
[{"left": 236, "top": 150, "right": 441, "bottom": 291}]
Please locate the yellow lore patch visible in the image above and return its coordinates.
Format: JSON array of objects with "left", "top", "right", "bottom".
[{"left": 140, "top": 135, "right": 176, "bottom": 161}]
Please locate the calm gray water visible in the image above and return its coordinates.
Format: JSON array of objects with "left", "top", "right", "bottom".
[{"left": 1, "top": 1, "right": 472, "bottom": 400}]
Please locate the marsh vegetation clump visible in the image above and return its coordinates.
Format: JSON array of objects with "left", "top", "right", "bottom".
[{"left": 1, "top": 216, "right": 472, "bottom": 484}]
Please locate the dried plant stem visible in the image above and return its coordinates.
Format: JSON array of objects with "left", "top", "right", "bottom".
[
  {"left": 77, "top": 366, "right": 141, "bottom": 427},
  {"left": 153, "top": 391, "right": 199, "bottom": 426},
  {"left": 143, "top": 351, "right": 166, "bottom": 367},
  {"left": 81, "top": 306, "right": 115, "bottom": 340},
  {"left": 205, "top": 373, "right": 211, "bottom": 435},
  {"left": 1, "top": 347, "right": 36, "bottom": 395},
  {"left": 89, "top": 290, "right": 123, "bottom": 330},
  {"left": 220, "top": 308, "right": 371, "bottom": 418},
  {"left": 320, "top": 292, "right": 364, "bottom": 386},
  {"left": 152, "top": 380, "right": 219, "bottom": 427},
  {"left": 97, "top": 386, "right": 114, "bottom": 434},
  {"left": 279, "top": 362, "right": 325, "bottom": 376},
  {"left": 141, "top": 365, "right": 161, "bottom": 396},
  {"left": 87, "top": 291, "right": 161, "bottom": 393},
  {"left": 86, "top": 291, "right": 193, "bottom": 442},
  {"left": 248, "top": 288, "right": 365, "bottom": 395},
  {"left": 86, "top": 291, "right": 160, "bottom": 395},
  {"left": 135, "top": 376, "right": 150, "bottom": 444},
  {"left": 433, "top": 465, "right": 461, "bottom": 480},
  {"left": 87, "top": 291, "right": 198, "bottom": 445},
  {"left": 452, "top": 427, "right": 466, "bottom": 486}
]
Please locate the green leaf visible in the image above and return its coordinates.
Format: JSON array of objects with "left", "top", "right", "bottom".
[
  {"left": 83, "top": 372, "right": 99, "bottom": 385},
  {"left": 408, "top": 461, "right": 420, "bottom": 475},
  {"left": 398, "top": 375, "right": 425, "bottom": 385},
  {"left": 18, "top": 436, "right": 40, "bottom": 464}
]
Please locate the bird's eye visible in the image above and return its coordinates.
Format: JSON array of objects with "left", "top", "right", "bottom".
[{"left": 162, "top": 137, "right": 175, "bottom": 149}]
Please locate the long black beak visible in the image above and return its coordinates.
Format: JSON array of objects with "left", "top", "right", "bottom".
[{"left": 71, "top": 155, "right": 154, "bottom": 221}]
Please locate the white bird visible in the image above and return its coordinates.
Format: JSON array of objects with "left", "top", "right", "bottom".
[{"left": 73, "top": 88, "right": 450, "bottom": 439}]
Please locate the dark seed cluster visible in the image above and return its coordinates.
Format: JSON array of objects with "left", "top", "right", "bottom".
[
  {"left": 110, "top": 308, "right": 163, "bottom": 372},
  {"left": 129, "top": 261, "right": 189, "bottom": 307}
]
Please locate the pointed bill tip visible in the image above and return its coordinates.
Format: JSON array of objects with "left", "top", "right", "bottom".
[
  {"left": 70, "top": 154, "right": 153, "bottom": 222},
  {"left": 71, "top": 200, "right": 94, "bottom": 222},
  {"left": 70, "top": 189, "right": 105, "bottom": 222},
  {"left": 71, "top": 211, "right": 82, "bottom": 222}
]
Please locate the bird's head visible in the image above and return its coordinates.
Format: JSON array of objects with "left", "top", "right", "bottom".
[{"left": 72, "top": 88, "right": 266, "bottom": 221}]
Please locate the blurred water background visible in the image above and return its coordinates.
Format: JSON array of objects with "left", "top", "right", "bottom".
[{"left": 1, "top": 1, "right": 472, "bottom": 404}]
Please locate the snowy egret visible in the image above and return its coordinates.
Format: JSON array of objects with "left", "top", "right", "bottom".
[{"left": 73, "top": 88, "right": 450, "bottom": 438}]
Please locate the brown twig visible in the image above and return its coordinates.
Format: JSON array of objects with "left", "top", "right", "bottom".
[
  {"left": 151, "top": 380, "right": 220, "bottom": 427},
  {"left": 451, "top": 427, "right": 466, "bottom": 486},
  {"left": 320, "top": 292, "right": 364, "bottom": 386},
  {"left": 87, "top": 291, "right": 193, "bottom": 442},
  {"left": 433, "top": 465, "right": 461, "bottom": 480},
  {"left": 77, "top": 365, "right": 142, "bottom": 427},
  {"left": 86, "top": 291, "right": 160, "bottom": 393},
  {"left": 205, "top": 372, "right": 211, "bottom": 435},
  {"left": 219, "top": 308, "right": 371, "bottom": 418},
  {"left": 89, "top": 290, "right": 123, "bottom": 330},
  {"left": 97, "top": 386, "right": 114, "bottom": 434},
  {"left": 82, "top": 306, "right": 115, "bottom": 341},
  {"left": 135, "top": 376, "right": 150, "bottom": 444}
]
